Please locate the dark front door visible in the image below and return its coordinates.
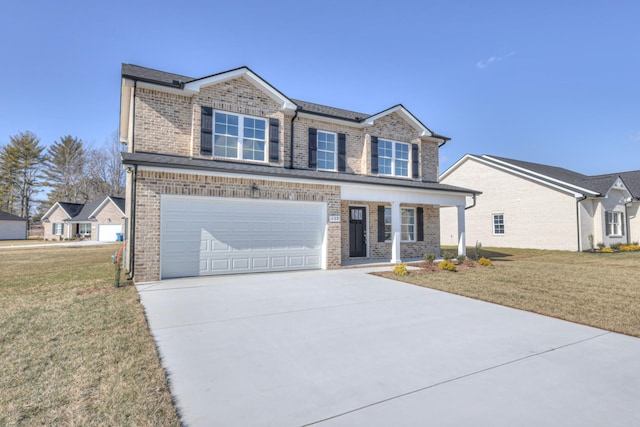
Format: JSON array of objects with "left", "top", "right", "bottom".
[{"left": 349, "top": 207, "right": 367, "bottom": 257}]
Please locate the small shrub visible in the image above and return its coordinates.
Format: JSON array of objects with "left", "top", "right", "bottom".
[
  {"left": 588, "top": 234, "right": 595, "bottom": 251},
  {"left": 474, "top": 241, "right": 482, "bottom": 260},
  {"left": 423, "top": 253, "right": 436, "bottom": 265},
  {"left": 610, "top": 243, "right": 622, "bottom": 251},
  {"left": 443, "top": 251, "right": 454, "bottom": 261},
  {"left": 456, "top": 254, "right": 466, "bottom": 264},
  {"left": 438, "top": 260, "right": 457, "bottom": 272},
  {"left": 393, "top": 263, "right": 408, "bottom": 276},
  {"left": 601, "top": 247, "right": 614, "bottom": 253},
  {"left": 597, "top": 242, "right": 605, "bottom": 249},
  {"left": 478, "top": 257, "right": 493, "bottom": 266},
  {"left": 620, "top": 244, "right": 640, "bottom": 252}
]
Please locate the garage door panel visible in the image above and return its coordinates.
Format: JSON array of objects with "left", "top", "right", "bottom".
[{"left": 161, "top": 196, "right": 325, "bottom": 278}]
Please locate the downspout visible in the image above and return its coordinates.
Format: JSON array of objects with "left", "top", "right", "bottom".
[
  {"left": 126, "top": 82, "right": 137, "bottom": 279},
  {"left": 576, "top": 194, "right": 587, "bottom": 252},
  {"left": 289, "top": 106, "right": 300, "bottom": 169},
  {"left": 624, "top": 197, "right": 634, "bottom": 244},
  {"left": 465, "top": 193, "right": 477, "bottom": 210}
]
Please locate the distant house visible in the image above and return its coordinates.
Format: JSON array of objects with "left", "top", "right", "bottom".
[
  {"left": 0, "top": 210, "right": 27, "bottom": 240},
  {"left": 440, "top": 155, "right": 640, "bottom": 251},
  {"left": 41, "top": 196, "right": 126, "bottom": 241}
]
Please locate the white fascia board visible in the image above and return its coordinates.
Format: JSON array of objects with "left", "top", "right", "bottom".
[
  {"left": 297, "top": 111, "right": 369, "bottom": 128},
  {"left": 119, "top": 79, "right": 133, "bottom": 144},
  {"left": 137, "top": 81, "right": 197, "bottom": 96},
  {"left": 470, "top": 156, "right": 588, "bottom": 198},
  {"left": 604, "top": 178, "right": 632, "bottom": 200},
  {"left": 41, "top": 203, "right": 70, "bottom": 221},
  {"left": 439, "top": 154, "right": 476, "bottom": 180},
  {"left": 184, "top": 68, "right": 297, "bottom": 113},
  {"left": 136, "top": 165, "right": 470, "bottom": 205},
  {"left": 482, "top": 155, "right": 599, "bottom": 196},
  {"left": 364, "top": 105, "right": 432, "bottom": 137},
  {"left": 88, "top": 197, "right": 125, "bottom": 219},
  {"left": 340, "top": 183, "right": 469, "bottom": 207}
]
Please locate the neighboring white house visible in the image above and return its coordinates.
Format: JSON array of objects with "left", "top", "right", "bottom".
[
  {"left": 440, "top": 154, "right": 640, "bottom": 251},
  {"left": 0, "top": 210, "right": 27, "bottom": 240}
]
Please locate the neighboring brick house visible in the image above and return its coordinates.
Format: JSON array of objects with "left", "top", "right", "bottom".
[
  {"left": 440, "top": 154, "right": 640, "bottom": 251},
  {"left": 119, "top": 64, "right": 476, "bottom": 281},
  {"left": 42, "top": 196, "right": 125, "bottom": 241}
]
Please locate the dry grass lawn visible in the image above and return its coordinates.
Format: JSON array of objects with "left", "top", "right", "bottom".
[
  {"left": 379, "top": 247, "right": 640, "bottom": 338},
  {"left": 0, "top": 245, "right": 180, "bottom": 426}
]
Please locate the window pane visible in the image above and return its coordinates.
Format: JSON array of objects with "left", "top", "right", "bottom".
[
  {"left": 384, "top": 207, "right": 392, "bottom": 241},
  {"left": 395, "top": 159, "right": 408, "bottom": 177},
  {"left": 401, "top": 208, "right": 415, "bottom": 241},
  {"left": 379, "top": 158, "right": 392, "bottom": 175},
  {"left": 396, "top": 143, "right": 409, "bottom": 160},
  {"left": 317, "top": 131, "right": 336, "bottom": 170}
]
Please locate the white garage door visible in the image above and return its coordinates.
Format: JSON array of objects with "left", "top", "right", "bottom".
[
  {"left": 98, "top": 224, "right": 122, "bottom": 242},
  {"left": 160, "top": 196, "right": 326, "bottom": 279}
]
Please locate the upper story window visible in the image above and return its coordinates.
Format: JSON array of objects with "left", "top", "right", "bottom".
[
  {"left": 493, "top": 213, "right": 505, "bottom": 235},
  {"left": 317, "top": 131, "right": 337, "bottom": 171},
  {"left": 606, "top": 211, "right": 624, "bottom": 236},
  {"left": 378, "top": 139, "right": 409, "bottom": 177},
  {"left": 213, "top": 111, "right": 266, "bottom": 161},
  {"left": 308, "top": 128, "right": 346, "bottom": 172}
]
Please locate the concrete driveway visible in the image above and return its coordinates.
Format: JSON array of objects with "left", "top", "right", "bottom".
[{"left": 138, "top": 269, "right": 640, "bottom": 426}]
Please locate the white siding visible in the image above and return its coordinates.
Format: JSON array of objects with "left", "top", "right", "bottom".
[
  {"left": 440, "top": 158, "right": 579, "bottom": 250},
  {"left": 0, "top": 220, "right": 27, "bottom": 240}
]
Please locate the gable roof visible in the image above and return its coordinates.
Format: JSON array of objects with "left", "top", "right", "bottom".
[
  {"left": 42, "top": 197, "right": 126, "bottom": 222},
  {"left": 0, "top": 210, "right": 26, "bottom": 221},
  {"left": 121, "top": 64, "right": 449, "bottom": 143},
  {"left": 442, "top": 154, "right": 640, "bottom": 199}
]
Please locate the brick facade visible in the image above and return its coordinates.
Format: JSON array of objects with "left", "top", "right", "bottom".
[
  {"left": 340, "top": 201, "right": 440, "bottom": 263},
  {"left": 132, "top": 169, "right": 341, "bottom": 281},
  {"left": 122, "top": 65, "right": 466, "bottom": 281}
]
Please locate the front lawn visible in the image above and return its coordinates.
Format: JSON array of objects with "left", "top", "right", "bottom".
[
  {"left": 379, "top": 248, "right": 640, "bottom": 338},
  {"left": 0, "top": 245, "right": 180, "bottom": 425}
]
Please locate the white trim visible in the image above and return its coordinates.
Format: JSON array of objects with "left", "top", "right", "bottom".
[
  {"left": 377, "top": 138, "right": 410, "bottom": 178},
  {"left": 482, "top": 155, "right": 599, "bottom": 196},
  {"left": 297, "top": 111, "right": 370, "bottom": 128},
  {"left": 364, "top": 105, "right": 433, "bottom": 138},
  {"left": 135, "top": 165, "right": 474, "bottom": 205},
  {"left": 442, "top": 155, "right": 590, "bottom": 198},
  {"left": 316, "top": 130, "right": 338, "bottom": 172},
  {"left": 41, "top": 202, "right": 71, "bottom": 221},
  {"left": 88, "top": 197, "right": 126, "bottom": 219},
  {"left": 184, "top": 68, "right": 297, "bottom": 112},
  {"left": 210, "top": 110, "right": 268, "bottom": 162}
]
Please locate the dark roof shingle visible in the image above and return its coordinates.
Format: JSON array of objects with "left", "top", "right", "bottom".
[{"left": 0, "top": 210, "right": 26, "bottom": 221}]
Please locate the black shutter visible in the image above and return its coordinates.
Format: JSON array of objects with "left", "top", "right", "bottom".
[
  {"left": 308, "top": 128, "right": 317, "bottom": 168},
  {"left": 269, "top": 118, "right": 279, "bottom": 162},
  {"left": 417, "top": 207, "right": 424, "bottom": 241},
  {"left": 605, "top": 212, "right": 611, "bottom": 236},
  {"left": 371, "top": 136, "right": 379, "bottom": 174},
  {"left": 412, "top": 144, "right": 419, "bottom": 178},
  {"left": 338, "top": 133, "right": 346, "bottom": 172},
  {"left": 201, "top": 106, "right": 213, "bottom": 155},
  {"left": 622, "top": 213, "right": 626, "bottom": 236},
  {"left": 377, "top": 205, "right": 386, "bottom": 242}
]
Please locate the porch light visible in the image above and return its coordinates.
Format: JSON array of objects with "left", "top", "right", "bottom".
[{"left": 251, "top": 183, "right": 260, "bottom": 198}]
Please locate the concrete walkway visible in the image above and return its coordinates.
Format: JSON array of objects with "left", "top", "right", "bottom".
[{"left": 138, "top": 269, "right": 640, "bottom": 426}]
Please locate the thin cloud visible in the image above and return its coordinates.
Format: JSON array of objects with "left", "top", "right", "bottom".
[
  {"left": 629, "top": 130, "right": 640, "bottom": 142},
  {"left": 476, "top": 51, "right": 515, "bottom": 70}
]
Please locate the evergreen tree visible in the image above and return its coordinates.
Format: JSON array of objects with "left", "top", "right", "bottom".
[
  {"left": 0, "top": 131, "right": 46, "bottom": 219},
  {"left": 44, "top": 135, "right": 86, "bottom": 203}
]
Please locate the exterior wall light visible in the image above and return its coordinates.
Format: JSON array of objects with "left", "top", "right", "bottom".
[{"left": 251, "top": 183, "right": 260, "bottom": 198}]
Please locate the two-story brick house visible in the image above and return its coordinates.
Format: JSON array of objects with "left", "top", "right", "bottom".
[{"left": 119, "top": 64, "right": 476, "bottom": 281}]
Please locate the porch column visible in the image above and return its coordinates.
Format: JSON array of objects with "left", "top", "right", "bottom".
[
  {"left": 457, "top": 205, "right": 466, "bottom": 256},
  {"left": 391, "top": 201, "right": 402, "bottom": 263}
]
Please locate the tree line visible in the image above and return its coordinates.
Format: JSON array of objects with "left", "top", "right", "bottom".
[{"left": 0, "top": 131, "right": 125, "bottom": 222}]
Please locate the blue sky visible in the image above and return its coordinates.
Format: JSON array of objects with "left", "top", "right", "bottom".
[{"left": 1, "top": 0, "right": 638, "bottom": 175}]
